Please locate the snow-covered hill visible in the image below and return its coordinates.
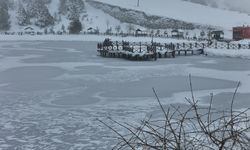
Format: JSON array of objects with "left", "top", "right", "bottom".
[
  {"left": 5, "top": 0, "right": 250, "bottom": 34},
  {"left": 9, "top": 0, "right": 140, "bottom": 33},
  {"left": 93, "top": 0, "right": 250, "bottom": 30}
]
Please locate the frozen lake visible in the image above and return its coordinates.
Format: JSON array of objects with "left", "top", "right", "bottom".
[{"left": 0, "top": 41, "right": 249, "bottom": 149}]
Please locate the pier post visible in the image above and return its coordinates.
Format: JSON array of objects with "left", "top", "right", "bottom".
[
  {"left": 139, "top": 42, "right": 142, "bottom": 53},
  {"left": 116, "top": 41, "right": 119, "bottom": 50}
]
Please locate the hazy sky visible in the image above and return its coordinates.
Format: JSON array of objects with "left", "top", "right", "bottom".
[
  {"left": 219, "top": 0, "right": 250, "bottom": 12},
  {"left": 186, "top": 0, "right": 250, "bottom": 13}
]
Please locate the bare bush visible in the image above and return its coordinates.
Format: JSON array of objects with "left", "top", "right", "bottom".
[{"left": 99, "top": 75, "right": 250, "bottom": 150}]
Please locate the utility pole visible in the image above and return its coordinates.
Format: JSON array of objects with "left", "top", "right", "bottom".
[{"left": 137, "top": 0, "right": 140, "bottom": 7}]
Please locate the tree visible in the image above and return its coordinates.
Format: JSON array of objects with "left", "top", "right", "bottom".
[
  {"left": 44, "top": 28, "right": 48, "bottom": 34},
  {"left": 106, "top": 20, "right": 110, "bottom": 30},
  {"left": 99, "top": 79, "right": 250, "bottom": 150},
  {"left": 63, "top": 0, "right": 85, "bottom": 20},
  {"left": 61, "top": 24, "right": 66, "bottom": 33},
  {"left": 0, "top": 0, "right": 10, "bottom": 30},
  {"left": 115, "top": 25, "right": 121, "bottom": 34},
  {"left": 95, "top": 27, "right": 100, "bottom": 34},
  {"left": 68, "top": 19, "right": 82, "bottom": 34},
  {"left": 58, "top": 0, "right": 67, "bottom": 15},
  {"left": 16, "top": 2, "right": 30, "bottom": 26},
  {"left": 67, "top": 4, "right": 80, "bottom": 20},
  {"left": 35, "top": 6, "right": 54, "bottom": 27},
  {"left": 49, "top": 27, "right": 55, "bottom": 34},
  {"left": 25, "top": 0, "right": 54, "bottom": 27},
  {"left": 200, "top": 30, "right": 205, "bottom": 38},
  {"left": 105, "top": 27, "right": 112, "bottom": 35},
  {"left": 126, "top": 24, "right": 135, "bottom": 34},
  {"left": 156, "top": 29, "right": 160, "bottom": 36}
]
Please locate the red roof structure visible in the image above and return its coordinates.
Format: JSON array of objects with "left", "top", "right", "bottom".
[{"left": 233, "top": 26, "right": 250, "bottom": 41}]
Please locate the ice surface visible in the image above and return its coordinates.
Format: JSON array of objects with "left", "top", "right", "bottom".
[{"left": 0, "top": 41, "right": 249, "bottom": 149}]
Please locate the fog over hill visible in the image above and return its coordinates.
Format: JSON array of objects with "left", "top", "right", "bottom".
[{"left": 183, "top": 0, "right": 250, "bottom": 14}]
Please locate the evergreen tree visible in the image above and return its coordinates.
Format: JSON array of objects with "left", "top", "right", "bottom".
[
  {"left": 59, "top": 0, "right": 67, "bottom": 15},
  {"left": 25, "top": 0, "right": 54, "bottom": 27},
  {"left": 26, "top": 0, "right": 39, "bottom": 17},
  {"left": 67, "top": 4, "right": 80, "bottom": 21},
  {"left": 0, "top": 0, "right": 10, "bottom": 30},
  {"left": 61, "top": 24, "right": 66, "bottom": 33},
  {"left": 68, "top": 19, "right": 82, "bottom": 34},
  {"left": 16, "top": 2, "right": 30, "bottom": 26},
  {"left": 115, "top": 25, "right": 121, "bottom": 34},
  {"left": 33, "top": 0, "right": 54, "bottom": 27},
  {"left": 59, "top": 0, "right": 85, "bottom": 20},
  {"left": 44, "top": 28, "right": 48, "bottom": 34},
  {"left": 35, "top": 6, "right": 54, "bottom": 28}
]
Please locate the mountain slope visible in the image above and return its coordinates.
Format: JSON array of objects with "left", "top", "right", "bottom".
[
  {"left": 9, "top": 0, "right": 142, "bottom": 33},
  {"left": 87, "top": 0, "right": 209, "bottom": 30},
  {"left": 6, "top": 0, "right": 250, "bottom": 33},
  {"left": 93, "top": 0, "right": 250, "bottom": 30}
]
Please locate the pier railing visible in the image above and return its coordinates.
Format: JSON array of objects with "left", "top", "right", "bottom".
[{"left": 97, "top": 40, "right": 250, "bottom": 61}]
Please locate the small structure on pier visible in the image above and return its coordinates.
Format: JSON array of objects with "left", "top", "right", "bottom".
[{"left": 210, "top": 30, "right": 224, "bottom": 41}]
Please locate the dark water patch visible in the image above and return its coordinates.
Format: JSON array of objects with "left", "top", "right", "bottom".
[
  {"left": 194, "top": 56, "right": 250, "bottom": 71},
  {"left": 70, "top": 66, "right": 124, "bottom": 75},
  {"left": 52, "top": 94, "right": 100, "bottom": 106},
  {"left": 0, "top": 80, "right": 76, "bottom": 92},
  {"left": 100, "top": 76, "right": 237, "bottom": 99},
  {"left": 0, "top": 66, "right": 65, "bottom": 83},
  {"left": 201, "top": 92, "right": 250, "bottom": 109}
]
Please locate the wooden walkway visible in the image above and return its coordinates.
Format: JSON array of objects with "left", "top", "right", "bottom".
[{"left": 97, "top": 41, "right": 205, "bottom": 61}]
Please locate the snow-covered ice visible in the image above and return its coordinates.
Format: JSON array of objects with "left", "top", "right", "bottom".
[
  {"left": 0, "top": 41, "right": 249, "bottom": 149},
  {"left": 205, "top": 48, "right": 250, "bottom": 60}
]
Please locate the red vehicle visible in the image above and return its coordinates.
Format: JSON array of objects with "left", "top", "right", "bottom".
[{"left": 233, "top": 26, "right": 250, "bottom": 41}]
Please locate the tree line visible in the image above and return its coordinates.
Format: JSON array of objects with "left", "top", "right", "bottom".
[{"left": 0, "top": 0, "right": 85, "bottom": 34}]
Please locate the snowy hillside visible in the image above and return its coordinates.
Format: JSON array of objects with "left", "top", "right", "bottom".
[
  {"left": 94, "top": 0, "right": 250, "bottom": 30},
  {"left": 2, "top": 0, "right": 250, "bottom": 34},
  {"left": 8, "top": 0, "right": 141, "bottom": 33}
]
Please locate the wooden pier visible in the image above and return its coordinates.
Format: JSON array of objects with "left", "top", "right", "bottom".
[{"left": 97, "top": 39, "right": 205, "bottom": 61}]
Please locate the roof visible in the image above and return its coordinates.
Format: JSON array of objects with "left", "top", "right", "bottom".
[
  {"left": 211, "top": 30, "right": 224, "bottom": 34},
  {"left": 171, "top": 29, "right": 184, "bottom": 33},
  {"left": 87, "top": 27, "right": 94, "bottom": 30},
  {"left": 136, "top": 29, "right": 142, "bottom": 32},
  {"left": 24, "top": 27, "right": 34, "bottom": 30},
  {"left": 233, "top": 26, "right": 250, "bottom": 30}
]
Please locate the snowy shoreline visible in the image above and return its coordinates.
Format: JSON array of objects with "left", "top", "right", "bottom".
[
  {"left": 0, "top": 34, "right": 197, "bottom": 43},
  {"left": 205, "top": 48, "right": 250, "bottom": 60}
]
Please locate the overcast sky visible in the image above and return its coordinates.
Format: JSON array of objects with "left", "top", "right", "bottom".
[
  {"left": 186, "top": 0, "right": 250, "bottom": 13},
  {"left": 220, "top": 0, "right": 250, "bottom": 12}
]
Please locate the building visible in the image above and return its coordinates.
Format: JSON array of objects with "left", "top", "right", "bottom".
[
  {"left": 171, "top": 29, "right": 184, "bottom": 38},
  {"left": 233, "top": 26, "right": 250, "bottom": 41},
  {"left": 135, "top": 29, "right": 148, "bottom": 37},
  {"left": 24, "top": 27, "right": 35, "bottom": 35},
  {"left": 87, "top": 27, "right": 94, "bottom": 34},
  {"left": 210, "top": 30, "right": 224, "bottom": 40}
]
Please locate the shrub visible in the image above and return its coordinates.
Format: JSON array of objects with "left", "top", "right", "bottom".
[
  {"left": 68, "top": 19, "right": 82, "bottom": 34},
  {"left": 99, "top": 75, "right": 250, "bottom": 150}
]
